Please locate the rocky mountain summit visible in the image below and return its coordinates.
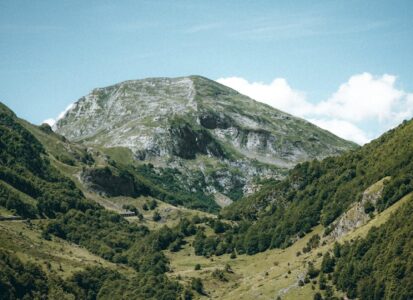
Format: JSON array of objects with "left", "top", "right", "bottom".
[{"left": 55, "top": 76, "right": 355, "bottom": 206}]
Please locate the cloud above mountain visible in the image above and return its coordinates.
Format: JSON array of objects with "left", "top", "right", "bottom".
[
  {"left": 217, "top": 73, "right": 413, "bottom": 144},
  {"left": 43, "top": 103, "right": 75, "bottom": 127}
]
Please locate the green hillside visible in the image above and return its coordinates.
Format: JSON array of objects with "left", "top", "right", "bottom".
[
  {"left": 21, "top": 114, "right": 221, "bottom": 213},
  {"left": 0, "top": 102, "right": 92, "bottom": 218},
  {"left": 331, "top": 193, "right": 413, "bottom": 299},
  {"left": 0, "top": 102, "right": 196, "bottom": 299},
  {"left": 216, "top": 119, "right": 413, "bottom": 254}
]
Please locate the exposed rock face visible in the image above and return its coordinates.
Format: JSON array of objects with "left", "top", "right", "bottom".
[
  {"left": 214, "top": 192, "right": 233, "bottom": 208},
  {"left": 55, "top": 76, "right": 356, "bottom": 204},
  {"left": 169, "top": 121, "right": 225, "bottom": 159},
  {"left": 328, "top": 177, "right": 389, "bottom": 240},
  {"left": 81, "top": 167, "right": 147, "bottom": 198}
]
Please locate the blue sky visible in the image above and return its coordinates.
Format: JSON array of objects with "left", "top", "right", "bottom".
[{"left": 1, "top": 0, "right": 413, "bottom": 143}]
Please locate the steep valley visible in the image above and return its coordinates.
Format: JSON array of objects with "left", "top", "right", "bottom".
[{"left": 1, "top": 75, "right": 413, "bottom": 300}]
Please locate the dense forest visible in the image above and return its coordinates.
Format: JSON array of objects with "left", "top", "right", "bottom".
[{"left": 0, "top": 103, "right": 93, "bottom": 219}]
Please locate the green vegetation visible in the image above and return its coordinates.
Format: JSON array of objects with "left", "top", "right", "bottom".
[
  {"left": 331, "top": 197, "right": 413, "bottom": 299},
  {"left": 0, "top": 249, "right": 48, "bottom": 299},
  {"left": 152, "top": 210, "right": 161, "bottom": 221},
  {"left": 191, "top": 277, "right": 205, "bottom": 295},
  {"left": 55, "top": 153, "right": 221, "bottom": 214},
  {"left": 81, "top": 166, "right": 149, "bottom": 198},
  {"left": 71, "top": 266, "right": 184, "bottom": 300},
  {"left": 0, "top": 103, "right": 93, "bottom": 219},
  {"left": 164, "top": 116, "right": 413, "bottom": 298},
  {"left": 44, "top": 209, "right": 211, "bottom": 273},
  {"left": 83, "top": 160, "right": 222, "bottom": 213},
  {"left": 132, "top": 163, "right": 220, "bottom": 212},
  {"left": 0, "top": 102, "right": 195, "bottom": 299},
  {"left": 44, "top": 209, "right": 149, "bottom": 263},
  {"left": 1, "top": 98, "right": 413, "bottom": 299},
  {"left": 0, "top": 249, "right": 184, "bottom": 300},
  {"left": 212, "top": 119, "right": 413, "bottom": 256}
]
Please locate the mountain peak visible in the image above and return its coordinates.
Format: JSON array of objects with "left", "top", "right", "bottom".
[
  {"left": 55, "top": 75, "right": 353, "bottom": 160},
  {"left": 54, "top": 75, "right": 355, "bottom": 203}
]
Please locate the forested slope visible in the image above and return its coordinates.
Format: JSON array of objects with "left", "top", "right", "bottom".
[
  {"left": 216, "top": 119, "right": 413, "bottom": 255},
  {"left": 0, "top": 102, "right": 193, "bottom": 299},
  {"left": 0, "top": 102, "right": 92, "bottom": 218},
  {"left": 330, "top": 193, "right": 413, "bottom": 299}
]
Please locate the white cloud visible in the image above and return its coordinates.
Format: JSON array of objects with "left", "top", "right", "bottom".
[
  {"left": 217, "top": 73, "right": 413, "bottom": 145},
  {"left": 42, "top": 118, "right": 56, "bottom": 126},
  {"left": 216, "top": 77, "right": 312, "bottom": 117},
  {"left": 57, "top": 103, "right": 75, "bottom": 120},
  {"left": 309, "top": 119, "right": 369, "bottom": 145},
  {"left": 42, "top": 103, "right": 75, "bottom": 129},
  {"left": 314, "top": 73, "right": 404, "bottom": 122}
]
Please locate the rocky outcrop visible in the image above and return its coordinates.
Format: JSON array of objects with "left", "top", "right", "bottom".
[
  {"left": 81, "top": 167, "right": 148, "bottom": 197},
  {"left": 328, "top": 177, "right": 389, "bottom": 240},
  {"left": 169, "top": 121, "right": 225, "bottom": 159},
  {"left": 213, "top": 192, "right": 233, "bottom": 208},
  {"left": 199, "top": 111, "right": 233, "bottom": 130}
]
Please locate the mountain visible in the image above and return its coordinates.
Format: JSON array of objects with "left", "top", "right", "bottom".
[
  {"left": 1, "top": 100, "right": 413, "bottom": 299},
  {"left": 54, "top": 76, "right": 355, "bottom": 208}
]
